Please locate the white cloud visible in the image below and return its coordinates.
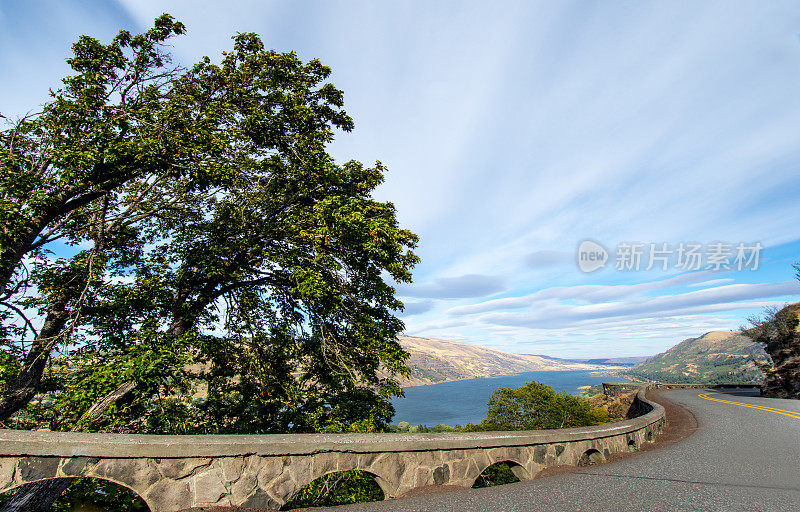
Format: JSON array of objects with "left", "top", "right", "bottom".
[
  {"left": 4, "top": 1, "right": 800, "bottom": 357},
  {"left": 399, "top": 274, "right": 506, "bottom": 299},
  {"left": 689, "top": 278, "right": 735, "bottom": 288},
  {"left": 447, "top": 271, "right": 719, "bottom": 316},
  {"left": 473, "top": 280, "right": 799, "bottom": 328},
  {"left": 398, "top": 300, "right": 434, "bottom": 316}
]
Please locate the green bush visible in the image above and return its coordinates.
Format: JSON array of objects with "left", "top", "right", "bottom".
[
  {"left": 283, "top": 470, "right": 383, "bottom": 509},
  {"left": 54, "top": 479, "right": 149, "bottom": 512},
  {"left": 472, "top": 462, "right": 520, "bottom": 488},
  {"left": 478, "top": 381, "right": 608, "bottom": 431}
]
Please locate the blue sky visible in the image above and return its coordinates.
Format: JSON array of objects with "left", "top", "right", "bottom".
[{"left": 2, "top": 1, "right": 800, "bottom": 358}]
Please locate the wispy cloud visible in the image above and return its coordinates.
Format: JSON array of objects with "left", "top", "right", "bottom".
[
  {"left": 524, "top": 250, "right": 570, "bottom": 268},
  {"left": 2, "top": 1, "right": 799, "bottom": 357},
  {"left": 398, "top": 274, "right": 506, "bottom": 299},
  {"left": 447, "top": 272, "right": 720, "bottom": 316},
  {"left": 481, "top": 283, "right": 798, "bottom": 329},
  {"left": 398, "top": 299, "right": 435, "bottom": 316},
  {"left": 689, "top": 278, "right": 736, "bottom": 288}
]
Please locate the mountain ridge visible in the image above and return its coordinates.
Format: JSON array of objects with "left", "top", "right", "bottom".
[
  {"left": 393, "top": 335, "right": 623, "bottom": 387},
  {"left": 625, "top": 330, "right": 768, "bottom": 384}
]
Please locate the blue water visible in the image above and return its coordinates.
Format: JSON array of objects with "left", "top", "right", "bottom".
[{"left": 390, "top": 370, "right": 614, "bottom": 427}]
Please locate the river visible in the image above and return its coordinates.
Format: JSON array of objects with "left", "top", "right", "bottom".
[{"left": 390, "top": 370, "right": 616, "bottom": 427}]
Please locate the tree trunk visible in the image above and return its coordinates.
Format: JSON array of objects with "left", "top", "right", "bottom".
[
  {"left": 0, "top": 381, "right": 139, "bottom": 512},
  {"left": 0, "top": 304, "right": 194, "bottom": 509},
  {"left": 0, "top": 222, "right": 113, "bottom": 422},
  {"left": 74, "top": 381, "right": 138, "bottom": 430},
  {"left": 0, "top": 185, "right": 114, "bottom": 299},
  {"left": 0, "top": 479, "right": 73, "bottom": 512},
  {"left": 0, "top": 300, "right": 68, "bottom": 421},
  {"left": 0, "top": 222, "right": 43, "bottom": 300}
]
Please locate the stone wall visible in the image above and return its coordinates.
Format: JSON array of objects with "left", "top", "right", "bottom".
[
  {"left": 602, "top": 382, "right": 763, "bottom": 397},
  {"left": 0, "top": 387, "right": 664, "bottom": 511}
]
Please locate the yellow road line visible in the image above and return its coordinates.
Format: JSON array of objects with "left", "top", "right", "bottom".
[{"left": 698, "top": 392, "right": 800, "bottom": 420}]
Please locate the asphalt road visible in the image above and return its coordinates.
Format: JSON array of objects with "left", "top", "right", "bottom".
[{"left": 325, "top": 389, "right": 800, "bottom": 512}]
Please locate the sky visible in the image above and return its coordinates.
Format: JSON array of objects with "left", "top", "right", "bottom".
[{"left": 2, "top": 1, "right": 800, "bottom": 358}]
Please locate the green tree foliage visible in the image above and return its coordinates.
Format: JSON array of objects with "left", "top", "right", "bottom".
[
  {"left": 390, "top": 422, "right": 465, "bottom": 433},
  {"left": 0, "top": 14, "right": 193, "bottom": 422},
  {"left": 477, "top": 381, "right": 607, "bottom": 431},
  {"left": 52, "top": 479, "right": 149, "bottom": 512},
  {"left": 1, "top": 14, "right": 417, "bottom": 433},
  {"left": 0, "top": 15, "right": 418, "bottom": 510}
]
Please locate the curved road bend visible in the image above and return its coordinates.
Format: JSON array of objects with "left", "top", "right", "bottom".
[{"left": 324, "top": 389, "right": 800, "bottom": 512}]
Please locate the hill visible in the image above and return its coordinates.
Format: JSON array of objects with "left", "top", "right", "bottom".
[
  {"left": 577, "top": 356, "right": 650, "bottom": 366},
  {"left": 742, "top": 302, "right": 800, "bottom": 398},
  {"left": 625, "top": 331, "right": 769, "bottom": 384},
  {"left": 393, "top": 335, "right": 621, "bottom": 387}
]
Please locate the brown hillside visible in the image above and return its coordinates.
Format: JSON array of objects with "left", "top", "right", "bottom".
[{"left": 392, "top": 335, "right": 622, "bottom": 387}]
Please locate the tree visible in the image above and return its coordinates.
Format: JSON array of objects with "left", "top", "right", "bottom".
[
  {"left": 0, "top": 15, "right": 418, "bottom": 510},
  {"left": 476, "top": 381, "right": 607, "bottom": 431},
  {"left": 743, "top": 299, "right": 800, "bottom": 399},
  {"left": 0, "top": 14, "right": 194, "bottom": 421}
]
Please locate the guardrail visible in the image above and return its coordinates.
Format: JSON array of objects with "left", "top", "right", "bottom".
[{"left": 0, "top": 386, "right": 665, "bottom": 511}]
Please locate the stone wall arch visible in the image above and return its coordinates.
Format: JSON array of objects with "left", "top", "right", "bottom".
[
  {"left": 578, "top": 449, "right": 605, "bottom": 467},
  {"left": 0, "top": 457, "right": 155, "bottom": 511},
  {"left": 349, "top": 452, "right": 407, "bottom": 497},
  {"left": 472, "top": 460, "right": 529, "bottom": 488},
  {"left": 282, "top": 468, "right": 386, "bottom": 510},
  {"left": 482, "top": 447, "right": 534, "bottom": 480},
  {"left": 300, "top": 452, "right": 397, "bottom": 498}
]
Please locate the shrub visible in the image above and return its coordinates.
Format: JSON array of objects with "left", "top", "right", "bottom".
[
  {"left": 478, "top": 381, "right": 608, "bottom": 431},
  {"left": 283, "top": 470, "right": 383, "bottom": 509}
]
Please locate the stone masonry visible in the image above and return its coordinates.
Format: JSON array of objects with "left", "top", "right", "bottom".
[{"left": 0, "top": 386, "right": 664, "bottom": 511}]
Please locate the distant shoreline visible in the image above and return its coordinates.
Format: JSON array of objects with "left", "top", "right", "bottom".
[{"left": 400, "top": 366, "right": 626, "bottom": 389}]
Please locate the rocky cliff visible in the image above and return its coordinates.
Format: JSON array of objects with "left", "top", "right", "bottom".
[{"left": 742, "top": 302, "right": 800, "bottom": 398}]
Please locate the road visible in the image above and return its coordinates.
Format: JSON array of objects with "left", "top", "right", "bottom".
[{"left": 325, "top": 389, "right": 800, "bottom": 512}]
